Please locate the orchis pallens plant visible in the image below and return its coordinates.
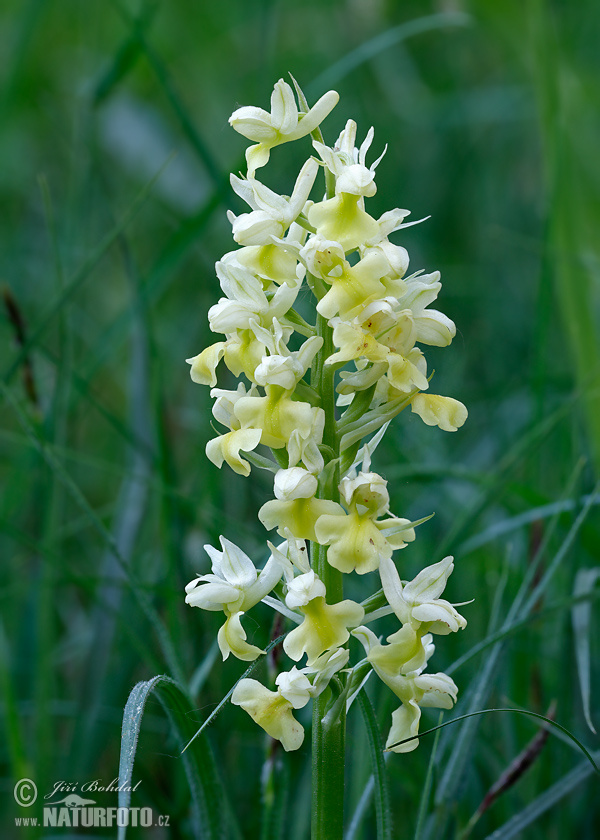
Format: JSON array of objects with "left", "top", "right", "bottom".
[{"left": 186, "top": 77, "right": 468, "bottom": 839}]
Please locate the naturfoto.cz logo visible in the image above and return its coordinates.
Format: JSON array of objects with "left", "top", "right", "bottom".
[{"left": 13, "top": 778, "right": 170, "bottom": 830}]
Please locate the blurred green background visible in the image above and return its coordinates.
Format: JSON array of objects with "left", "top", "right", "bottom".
[{"left": 1, "top": 0, "right": 599, "bottom": 837}]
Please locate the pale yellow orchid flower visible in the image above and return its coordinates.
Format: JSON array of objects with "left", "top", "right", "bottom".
[
  {"left": 229, "top": 78, "right": 339, "bottom": 176},
  {"left": 283, "top": 571, "right": 364, "bottom": 664}
]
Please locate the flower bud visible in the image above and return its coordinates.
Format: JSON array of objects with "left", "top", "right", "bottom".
[{"left": 285, "top": 570, "right": 326, "bottom": 609}]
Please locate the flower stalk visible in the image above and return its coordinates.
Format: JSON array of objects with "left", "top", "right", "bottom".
[{"left": 311, "top": 306, "right": 345, "bottom": 839}]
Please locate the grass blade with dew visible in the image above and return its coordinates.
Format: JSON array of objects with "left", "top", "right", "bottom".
[
  {"left": 118, "top": 675, "right": 234, "bottom": 840},
  {"left": 386, "top": 709, "right": 599, "bottom": 774},
  {"left": 181, "top": 634, "right": 287, "bottom": 754},
  {"left": 458, "top": 702, "right": 556, "bottom": 839}
]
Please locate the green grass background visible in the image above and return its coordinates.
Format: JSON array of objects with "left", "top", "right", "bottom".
[{"left": 1, "top": 0, "right": 599, "bottom": 837}]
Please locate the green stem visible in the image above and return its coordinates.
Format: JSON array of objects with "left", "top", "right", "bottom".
[
  {"left": 312, "top": 691, "right": 347, "bottom": 840},
  {"left": 310, "top": 307, "right": 345, "bottom": 839}
]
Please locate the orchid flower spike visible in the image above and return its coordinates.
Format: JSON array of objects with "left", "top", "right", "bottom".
[{"left": 186, "top": 78, "right": 470, "bottom": 760}]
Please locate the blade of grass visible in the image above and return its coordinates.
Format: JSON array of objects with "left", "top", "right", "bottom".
[
  {"left": 79, "top": 190, "right": 220, "bottom": 381},
  {"left": 0, "top": 620, "right": 30, "bottom": 782},
  {"left": 93, "top": 1, "right": 159, "bottom": 105},
  {"left": 458, "top": 702, "right": 556, "bottom": 840},
  {"left": 33, "top": 175, "right": 73, "bottom": 793},
  {"left": 110, "top": 0, "right": 228, "bottom": 195},
  {"left": 459, "top": 492, "right": 600, "bottom": 555},
  {"left": 413, "top": 712, "right": 444, "bottom": 840},
  {"left": 482, "top": 750, "right": 600, "bottom": 840},
  {"left": 437, "top": 396, "right": 581, "bottom": 556},
  {"left": 181, "top": 634, "right": 286, "bottom": 754},
  {"left": 307, "top": 12, "right": 472, "bottom": 96},
  {"left": 1, "top": 0, "right": 47, "bottom": 109},
  {"left": 530, "top": 0, "right": 600, "bottom": 474},
  {"left": 2, "top": 156, "right": 173, "bottom": 385},
  {"left": 571, "top": 566, "right": 600, "bottom": 734},
  {"left": 71, "top": 235, "right": 156, "bottom": 776},
  {"left": 260, "top": 750, "right": 290, "bottom": 840},
  {"left": 447, "top": 586, "right": 600, "bottom": 677},
  {"left": 446, "top": 460, "right": 588, "bottom": 679},
  {"left": 189, "top": 640, "right": 220, "bottom": 700},
  {"left": 433, "top": 479, "right": 596, "bottom": 829},
  {"left": 357, "top": 688, "right": 392, "bottom": 840},
  {"left": 387, "top": 709, "right": 600, "bottom": 774},
  {"left": 345, "top": 775, "right": 376, "bottom": 840},
  {"left": 1, "top": 381, "right": 184, "bottom": 684},
  {"left": 520, "top": 484, "right": 599, "bottom": 615}
]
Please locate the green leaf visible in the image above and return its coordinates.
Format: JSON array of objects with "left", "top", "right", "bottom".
[
  {"left": 118, "top": 675, "right": 233, "bottom": 840},
  {"left": 572, "top": 567, "right": 600, "bottom": 733}
]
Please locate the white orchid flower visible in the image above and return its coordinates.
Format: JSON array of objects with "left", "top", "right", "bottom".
[
  {"left": 274, "top": 467, "right": 319, "bottom": 501},
  {"left": 234, "top": 383, "right": 325, "bottom": 452},
  {"left": 229, "top": 78, "right": 339, "bottom": 175},
  {"left": 313, "top": 119, "right": 386, "bottom": 198},
  {"left": 386, "top": 671, "right": 459, "bottom": 753},
  {"left": 228, "top": 158, "right": 319, "bottom": 246},
  {"left": 252, "top": 332, "right": 323, "bottom": 390},
  {"left": 203, "top": 384, "right": 263, "bottom": 475},
  {"left": 209, "top": 260, "right": 299, "bottom": 335},
  {"left": 379, "top": 555, "right": 467, "bottom": 635},
  {"left": 303, "top": 647, "right": 349, "bottom": 693},
  {"left": 231, "top": 645, "right": 350, "bottom": 751},
  {"left": 185, "top": 537, "right": 282, "bottom": 661},
  {"left": 353, "top": 624, "right": 457, "bottom": 753},
  {"left": 221, "top": 240, "right": 305, "bottom": 288}
]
